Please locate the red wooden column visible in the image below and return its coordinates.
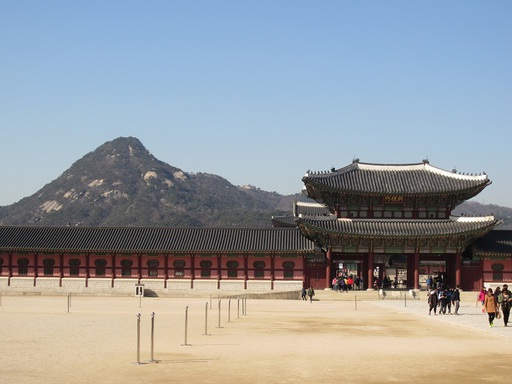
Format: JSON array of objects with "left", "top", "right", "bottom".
[
  {"left": 455, "top": 250, "right": 462, "bottom": 287},
  {"left": 270, "top": 254, "right": 274, "bottom": 290},
  {"left": 367, "top": 250, "right": 374, "bottom": 290},
  {"left": 245, "top": 255, "right": 249, "bottom": 290},
  {"left": 325, "top": 247, "right": 332, "bottom": 289},
  {"left": 8, "top": 252, "right": 13, "bottom": 286},
  {"left": 217, "top": 254, "right": 222, "bottom": 290},
  {"left": 190, "top": 254, "right": 195, "bottom": 289},
  {"left": 137, "top": 253, "right": 142, "bottom": 282},
  {"left": 164, "top": 253, "right": 169, "bottom": 289},
  {"left": 85, "top": 253, "right": 90, "bottom": 288},
  {"left": 34, "top": 252, "right": 38, "bottom": 287},
  {"left": 111, "top": 253, "right": 116, "bottom": 288},
  {"left": 59, "top": 253, "right": 64, "bottom": 288},
  {"left": 414, "top": 250, "right": 420, "bottom": 290},
  {"left": 302, "top": 255, "right": 307, "bottom": 288}
]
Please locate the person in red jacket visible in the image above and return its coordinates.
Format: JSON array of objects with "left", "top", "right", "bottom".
[{"left": 347, "top": 276, "right": 354, "bottom": 291}]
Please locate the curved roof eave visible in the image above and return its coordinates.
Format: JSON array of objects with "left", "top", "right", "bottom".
[{"left": 296, "top": 217, "right": 500, "bottom": 239}]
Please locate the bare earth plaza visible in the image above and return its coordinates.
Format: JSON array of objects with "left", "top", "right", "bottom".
[{"left": 1, "top": 291, "right": 512, "bottom": 384}]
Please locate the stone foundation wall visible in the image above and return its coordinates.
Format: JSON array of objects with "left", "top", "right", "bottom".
[
  {"left": 166, "top": 279, "right": 192, "bottom": 291},
  {"left": 247, "top": 280, "right": 272, "bottom": 291},
  {"left": 35, "top": 277, "right": 61, "bottom": 289},
  {"left": 86, "top": 278, "right": 112, "bottom": 290},
  {"left": 0, "top": 277, "right": 304, "bottom": 296},
  {"left": 219, "top": 280, "right": 245, "bottom": 291},
  {"left": 193, "top": 280, "right": 218, "bottom": 291},
  {"left": 273, "top": 280, "right": 303, "bottom": 291},
  {"left": 61, "top": 278, "right": 87, "bottom": 291},
  {"left": 9, "top": 277, "right": 35, "bottom": 289},
  {"left": 113, "top": 278, "right": 139, "bottom": 292}
]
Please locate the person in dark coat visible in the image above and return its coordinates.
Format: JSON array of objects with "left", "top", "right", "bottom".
[
  {"left": 498, "top": 284, "right": 512, "bottom": 326},
  {"left": 428, "top": 288, "right": 438, "bottom": 315},
  {"left": 307, "top": 286, "right": 315, "bottom": 303},
  {"left": 452, "top": 285, "right": 461, "bottom": 315}
]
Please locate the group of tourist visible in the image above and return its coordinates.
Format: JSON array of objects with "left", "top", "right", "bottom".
[
  {"left": 427, "top": 284, "right": 461, "bottom": 316},
  {"left": 427, "top": 283, "right": 512, "bottom": 328},
  {"left": 480, "top": 284, "right": 512, "bottom": 327},
  {"left": 301, "top": 286, "right": 315, "bottom": 302},
  {"left": 332, "top": 274, "right": 364, "bottom": 292}
]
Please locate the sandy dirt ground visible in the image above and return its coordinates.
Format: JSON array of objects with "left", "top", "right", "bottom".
[{"left": 1, "top": 294, "right": 510, "bottom": 384}]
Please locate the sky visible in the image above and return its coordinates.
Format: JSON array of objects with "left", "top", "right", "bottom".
[{"left": 1, "top": 1, "right": 511, "bottom": 208}]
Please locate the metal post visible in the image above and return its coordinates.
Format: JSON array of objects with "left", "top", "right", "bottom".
[
  {"left": 1, "top": 290, "right": 3, "bottom": 306},
  {"left": 67, "top": 292, "right": 70, "bottom": 313},
  {"left": 404, "top": 292, "right": 407, "bottom": 307},
  {"left": 216, "top": 299, "right": 222, "bottom": 328},
  {"left": 203, "top": 302, "right": 210, "bottom": 335},
  {"left": 182, "top": 306, "right": 189, "bottom": 346},
  {"left": 136, "top": 313, "right": 141, "bottom": 364},
  {"left": 139, "top": 291, "right": 142, "bottom": 308},
  {"left": 237, "top": 296, "right": 240, "bottom": 319},
  {"left": 355, "top": 294, "right": 358, "bottom": 310},
  {"left": 228, "top": 297, "right": 231, "bottom": 323},
  {"left": 150, "top": 312, "right": 155, "bottom": 362}
]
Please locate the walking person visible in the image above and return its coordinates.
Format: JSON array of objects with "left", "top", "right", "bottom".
[
  {"left": 438, "top": 288, "right": 447, "bottom": 314},
  {"left": 477, "top": 288, "right": 486, "bottom": 306},
  {"left": 307, "top": 286, "right": 315, "bottom": 303},
  {"left": 483, "top": 288, "right": 498, "bottom": 328},
  {"left": 494, "top": 286, "right": 501, "bottom": 304},
  {"left": 445, "top": 287, "right": 452, "bottom": 314},
  {"left": 452, "top": 285, "right": 461, "bottom": 315},
  {"left": 301, "top": 286, "right": 307, "bottom": 301},
  {"left": 338, "top": 277, "right": 346, "bottom": 293},
  {"left": 498, "top": 284, "right": 512, "bottom": 327},
  {"left": 428, "top": 288, "right": 438, "bottom": 315}
]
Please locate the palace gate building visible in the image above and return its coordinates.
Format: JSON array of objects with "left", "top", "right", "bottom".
[
  {"left": 1, "top": 159, "right": 512, "bottom": 294},
  {"left": 292, "top": 159, "right": 502, "bottom": 291}
]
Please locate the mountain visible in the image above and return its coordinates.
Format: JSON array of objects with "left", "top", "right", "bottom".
[
  {"left": 0, "top": 136, "right": 511, "bottom": 229},
  {"left": 0, "top": 137, "right": 294, "bottom": 227},
  {"left": 452, "top": 201, "right": 512, "bottom": 230}
]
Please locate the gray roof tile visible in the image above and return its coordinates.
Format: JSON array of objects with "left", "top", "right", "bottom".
[
  {"left": 0, "top": 226, "right": 314, "bottom": 254},
  {"left": 303, "top": 161, "right": 490, "bottom": 196},
  {"left": 296, "top": 216, "right": 499, "bottom": 238},
  {"left": 472, "top": 230, "right": 512, "bottom": 256}
]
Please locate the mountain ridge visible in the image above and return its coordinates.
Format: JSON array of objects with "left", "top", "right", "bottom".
[
  {"left": 0, "top": 136, "right": 511, "bottom": 229},
  {"left": 0, "top": 137, "right": 293, "bottom": 227}
]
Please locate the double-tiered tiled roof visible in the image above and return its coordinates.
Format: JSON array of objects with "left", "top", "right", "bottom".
[
  {"left": 0, "top": 226, "right": 315, "bottom": 254},
  {"left": 302, "top": 159, "right": 491, "bottom": 199},
  {"left": 296, "top": 216, "right": 499, "bottom": 239}
]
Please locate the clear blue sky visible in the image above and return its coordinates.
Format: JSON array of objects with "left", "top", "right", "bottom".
[{"left": 1, "top": 1, "right": 511, "bottom": 208}]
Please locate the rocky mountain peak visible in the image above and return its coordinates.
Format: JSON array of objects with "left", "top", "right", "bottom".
[{"left": 0, "top": 137, "right": 292, "bottom": 227}]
